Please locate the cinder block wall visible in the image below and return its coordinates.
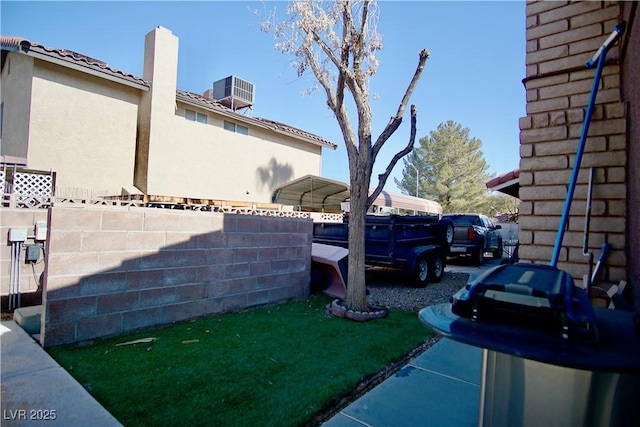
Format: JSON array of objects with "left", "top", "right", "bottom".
[
  {"left": 41, "top": 206, "right": 312, "bottom": 347},
  {"left": 0, "top": 209, "right": 48, "bottom": 297},
  {"left": 519, "top": 1, "right": 626, "bottom": 284}
]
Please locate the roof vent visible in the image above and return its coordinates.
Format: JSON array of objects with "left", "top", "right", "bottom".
[{"left": 209, "top": 76, "right": 254, "bottom": 111}]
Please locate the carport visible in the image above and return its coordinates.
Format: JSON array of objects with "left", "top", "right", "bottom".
[
  {"left": 271, "top": 175, "right": 350, "bottom": 212},
  {"left": 485, "top": 168, "right": 520, "bottom": 259},
  {"left": 271, "top": 174, "right": 442, "bottom": 215}
]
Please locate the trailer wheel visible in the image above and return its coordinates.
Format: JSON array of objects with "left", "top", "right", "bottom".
[
  {"left": 413, "top": 255, "right": 429, "bottom": 287},
  {"left": 428, "top": 252, "right": 445, "bottom": 283}
]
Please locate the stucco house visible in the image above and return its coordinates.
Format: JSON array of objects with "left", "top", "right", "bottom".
[{"left": 1, "top": 26, "right": 336, "bottom": 203}]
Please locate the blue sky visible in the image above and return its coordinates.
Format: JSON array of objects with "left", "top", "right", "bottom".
[{"left": 2, "top": 1, "right": 526, "bottom": 193}]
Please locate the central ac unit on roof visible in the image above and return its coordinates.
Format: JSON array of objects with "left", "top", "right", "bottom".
[{"left": 212, "top": 76, "right": 254, "bottom": 111}]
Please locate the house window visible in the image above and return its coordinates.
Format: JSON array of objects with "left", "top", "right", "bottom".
[
  {"left": 223, "top": 120, "right": 249, "bottom": 135},
  {"left": 185, "top": 109, "right": 207, "bottom": 124},
  {"left": 223, "top": 120, "right": 235, "bottom": 132}
]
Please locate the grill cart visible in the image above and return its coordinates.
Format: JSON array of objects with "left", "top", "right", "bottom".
[{"left": 420, "top": 23, "right": 640, "bottom": 427}]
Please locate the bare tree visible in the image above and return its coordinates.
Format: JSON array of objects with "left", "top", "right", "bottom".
[{"left": 262, "top": 0, "right": 429, "bottom": 311}]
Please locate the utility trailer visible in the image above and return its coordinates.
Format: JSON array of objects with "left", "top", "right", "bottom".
[{"left": 313, "top": 214, "right": 454, "bottom": 288}]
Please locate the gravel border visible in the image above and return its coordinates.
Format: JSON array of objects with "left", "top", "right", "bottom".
[{"left": 365, "top": 267, "right": 470, "bottom": 312}]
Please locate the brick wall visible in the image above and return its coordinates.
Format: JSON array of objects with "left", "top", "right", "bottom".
[
  {"left": 41, "top": 206, "right": 312, "bottom": 347},
  {"left": 519, "top": 1, "right": 627, "bottom": 285},
  {"left": 621, "top": 2, "right": 639, "bottom": 309}
]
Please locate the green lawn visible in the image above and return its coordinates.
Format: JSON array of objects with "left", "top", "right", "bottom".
[{"left": 48, "top": 295, "right": 432, "bottom": 427}]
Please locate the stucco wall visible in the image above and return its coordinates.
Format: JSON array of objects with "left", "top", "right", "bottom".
[
  {"left": 144, "top": 105, "right": 323, "bottom": 202},
  {"left": 136, "top": 27, "right": 178, "bottom": 197},
  {"left": 136, "top": 27, "right": 323, "bottom": 203},
  {"left": 519, "top": 1, "right": 627, "bottom": 285},
  {"left": 27, "top": 62, "right": 140, "bottom": 197},
  {"left": 41, "top": 206, "right": 312, "bottom": 347},
  {"left": 3, "top": 26, "right": 327, "bottom": 205},
  {"left": 0, "top": 52, "right": 33, "bottom": 158}
]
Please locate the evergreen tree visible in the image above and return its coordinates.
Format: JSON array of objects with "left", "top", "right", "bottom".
[{"left": 395, "top": 120, "right": 492, "bottom": 213}]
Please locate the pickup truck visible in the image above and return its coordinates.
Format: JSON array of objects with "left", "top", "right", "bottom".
[{"left": 442, "top": 213, "right": 503, "bottom": 265}]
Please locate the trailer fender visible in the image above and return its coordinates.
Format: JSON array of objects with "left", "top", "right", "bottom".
[
  {"left": 406, "top": 245, "right": 441, "bottom": 266},
  {"left": 404, "top": 245, "right": 445, "bottom": 285}
]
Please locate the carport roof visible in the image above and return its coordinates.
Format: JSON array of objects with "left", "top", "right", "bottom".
[
  {"left": 271, "top": 175, "right": 350, "bottom": 210},
  {"left": 271, "top": 175, "right": 443, "bottom": 214}
]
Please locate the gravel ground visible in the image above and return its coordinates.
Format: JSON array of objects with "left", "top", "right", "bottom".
[{"left": 365, "top": 267, "right": 470, "bottom": 312}]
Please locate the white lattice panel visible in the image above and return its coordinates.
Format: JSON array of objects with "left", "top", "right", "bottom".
[{"left": 14, "top": 173, "right": 53, "bottom": 196}]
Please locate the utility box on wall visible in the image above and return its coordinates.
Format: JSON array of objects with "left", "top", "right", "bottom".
[
  {"left": 9, "top": 228, "right": 28, "bottom": 242},
  {"left": 35, "top": 221, "right": 48, "bottom": 241},
  {"left": 1, "top": 210, "right": 49, "bottom": 297},
  {"left": 25, "top": 245, "right": 41, "bottom": 263}
]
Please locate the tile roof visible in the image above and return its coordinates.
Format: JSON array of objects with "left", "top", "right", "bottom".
[
  {"left": 176, "top": 90, "right": 337, "bottom": 149},
  {"left": 486, "top": 168, "right": 520, "bottom": 188},
  {"left": 176, "top": 89, "right": 231, "bottom": 111},
  {"left": 1, "top": 36, "right": 148, "bottom": 88},
  {"left": 252, "top": 117, "right": 337, "bottom": 149},
  {"left": 1, "top": 36, "right": 30, "bottom": 51},
  {"left": 1, "top": 36, "right": 336, "bottom": 150},
  {"left": 486, "top": 168, "right": 520, "bottom": 198}
]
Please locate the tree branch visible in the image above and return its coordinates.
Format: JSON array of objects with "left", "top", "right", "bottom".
[
  {"left": 302, "top": 43, "right": 337, "bottom": 110},
  {"left": 336, "top": 1, "right": 371, "bottom": 160},
  {"left": 367, "top": 104, "right": 418, "bottom": 208},
  {"left": 309, "top": 31, "right": 343, "bottom": 75},
  {"left": 360, "top": 1, "right": 370, "bottom": 36},
  {"left": 302, "top": 43, "right": 357, "bottom": 159},
  {"left": 335, "top": 3, "right": 352, "bottom": 113},
  {"left": 371, "top": 49, "right": 429, "bottom": 164}
]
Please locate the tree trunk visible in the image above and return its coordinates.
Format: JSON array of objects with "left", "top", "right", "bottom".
[
  {"left": 345, "top": 162, "right": 370, "bottom": 312},
  {"left": 265, "top": 2, "right": 429, "bottom": 314}
]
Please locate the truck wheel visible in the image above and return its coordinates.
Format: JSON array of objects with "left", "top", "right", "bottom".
[
  {"left": 493, "top": 240, "right": 503, "bottom": 259},
  {"left": 413, "top": 255, "right": 429, "bottom": 287},
  {"left": 474, "top": 249, "right": 484, "bottom": 266},
  {"left": 428, "top": 252, "right": 445, "bottom": 283}
]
